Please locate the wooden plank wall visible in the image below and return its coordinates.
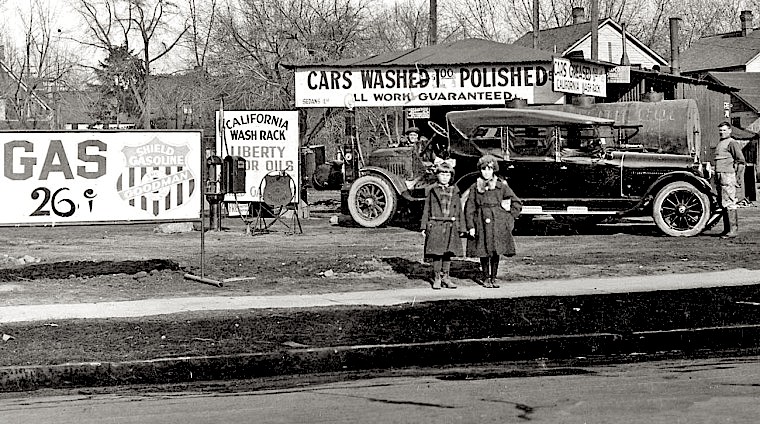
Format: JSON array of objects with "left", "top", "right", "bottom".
[{"left": 680, "top": 83, "right": 730, "bottom": 163}]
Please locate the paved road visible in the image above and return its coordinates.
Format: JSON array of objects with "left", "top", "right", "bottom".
[
  {"left": 2, "top": 356, "right": 759, "bottom": 423},
  {"left": 2, "top": 268, "right": 759, "bottom": 323}
]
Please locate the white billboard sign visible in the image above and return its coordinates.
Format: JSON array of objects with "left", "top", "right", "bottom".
[
  {"left": 0, "top": 131, "right": 202, "bottom": 225},
  {"left": 552, "top": 57, "right": 607, "bottom": 97},
  {"left": 406, "top": 107, "right": 431, "bottom": 119},
  {"left": 295, "top": 64, "right": 552, "bottom": 107},
  {"left": 608, "top": 65, "right": 631, "bottom": 84},
  {"left": 216, "top": 110, "right": 300, "bottom": 203}
]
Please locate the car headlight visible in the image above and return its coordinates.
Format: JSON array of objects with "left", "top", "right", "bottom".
[{"left": 695, "top": 162, "right": 712, "bottom": 179}]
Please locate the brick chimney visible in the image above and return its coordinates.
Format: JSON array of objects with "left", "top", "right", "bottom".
[
  {"left": 670, "top": 17, "right": 681, "bottom": 76},
  {"left": 741, "top": 10, "right": 753, "bottom": 36},
  {"left": 572, "top": 7, "right": 585, "bottom": 24}
]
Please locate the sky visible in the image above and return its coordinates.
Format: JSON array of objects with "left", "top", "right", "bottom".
[{"left": 0, "top": 0, "right": 188, "bottom": 76}]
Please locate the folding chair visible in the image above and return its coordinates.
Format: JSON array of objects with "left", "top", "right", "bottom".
[{"left": 250, "top": 171, "right": 303, "bottom": 235}]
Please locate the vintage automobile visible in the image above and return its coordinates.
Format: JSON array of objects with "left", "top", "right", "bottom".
[{"left": 342, "top": 108, "right": 718, "bottom": 237}]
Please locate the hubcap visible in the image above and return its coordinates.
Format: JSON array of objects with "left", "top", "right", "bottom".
[
  {"left": 356, "top": 183, "right": 386, "bottom": 220},
  {"left": 662, "top": 189, "right": 704, "bottom": 231}
]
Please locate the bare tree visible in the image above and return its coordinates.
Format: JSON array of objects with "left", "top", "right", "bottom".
[
  {"left": 365, "top": 0, "right": 429, "bottom": 50},
  {"left": 186, "top": 0, "right": 217, "bottom": 69},
  {"left": 73, "top": 0, "right": 189, "bottom": 128},
  {"left": 212, "top": 0, "right": 373, "bottom": 147},
  {"left": 1, "top": 0, "right": 77, "bottom": 128}
]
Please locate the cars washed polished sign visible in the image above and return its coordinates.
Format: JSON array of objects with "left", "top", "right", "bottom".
[
  {"left": 295, "top": 64, "right": 561, "bottom": 107},
  {"left": 0, "top": 131, "right": 202, "bottom": 226}
]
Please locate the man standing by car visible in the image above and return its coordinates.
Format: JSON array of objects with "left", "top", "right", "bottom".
[{"left": 715, "top": 122, "right": 746, "bottom": 238}]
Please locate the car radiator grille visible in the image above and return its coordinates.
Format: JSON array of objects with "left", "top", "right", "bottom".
[{"left": 385, "top": 163, "right": 407, "bottom": 177}]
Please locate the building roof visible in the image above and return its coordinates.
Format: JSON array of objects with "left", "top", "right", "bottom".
[
  {"left": 0, "top": 60, "right": 51, "bottom": 111},
  {"left": 681, "top": 30, "right": 760, "bottom": 73},
  {"left": 514, "top": 21, "right": 594, "bottom": 54},
  {"left": 706, "top": 71, "right": 760, "bottom": 113},
  {"left": 56, "top": 90, "right": 96, "bottom": 124},
  {"left": 291, "top": 38, "right": 555, "bottom": 68},
  {"left": 513, "top": 18, "right": 667, "bottom": 65}
]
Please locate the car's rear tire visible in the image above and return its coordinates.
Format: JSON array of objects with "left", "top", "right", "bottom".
[
  {"left": 652, "top": 181, "right": 710, "bottom": 237},
  {"left": 347, "top": 175, "right": 397, "bottom": 227}
]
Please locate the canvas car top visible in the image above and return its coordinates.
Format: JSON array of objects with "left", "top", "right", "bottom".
[{"left": 446, "top": 108, "right": 616, "bottom": 138}]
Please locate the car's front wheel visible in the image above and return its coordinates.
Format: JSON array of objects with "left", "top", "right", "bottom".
[
  {"left": 652, "top": 181, "right": 710, "bottom": 237},
  {"left": 347, "top": 175, "right": 398, "bottom": 227}
]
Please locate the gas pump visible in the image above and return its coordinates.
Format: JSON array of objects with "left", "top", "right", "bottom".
[
  {"left": 205, "top": 154, "right": 224, "bottom": 231},
  {"left": 222, "top": 156, "right": 247, "bottom": 194},
  {"left": 342, "top": 113, "right": 359, "bottom": 183}
]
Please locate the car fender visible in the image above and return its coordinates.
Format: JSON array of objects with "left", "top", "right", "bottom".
[
  {"left": 641, "top": 171, "right": 716, "bottom": 209},
  {"left": 455, "top": 171, "right": 481, "bottom": 194},
  {"left": 359, "top": 166, "right": 416, "bottom": 201}
]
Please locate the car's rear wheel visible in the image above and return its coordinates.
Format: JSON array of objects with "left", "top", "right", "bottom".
[
  {"left": 652, "top": 181, "right": 710, "bottom": 237},
  {"left": 347, "top": 175, "right": 397, "bottom": 227}
]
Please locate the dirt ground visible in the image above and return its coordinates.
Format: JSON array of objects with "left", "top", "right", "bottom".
[
  {"left": 1, "top": 190, "right": 759, "bottom": 306},
  {"left": 1, "top": 191, "right": 760, "bottom": 368}
]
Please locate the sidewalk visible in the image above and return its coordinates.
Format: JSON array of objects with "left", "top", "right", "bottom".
[
  {"left": 3, "top": 268, "right": 760, "bottom": 392},
  {"left": 2, "top": 268, "right": 759, "bottom": 323}
]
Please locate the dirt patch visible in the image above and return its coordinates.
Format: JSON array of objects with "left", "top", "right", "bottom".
[
  {"left": 0, "top": 260, "right": 181, "bottom": 282},
  {"left": 2, "top": 285, "right": 760, "bottom": 366},
  {"left": 1, "top": 191, "right": 760, "bottom": 368}
]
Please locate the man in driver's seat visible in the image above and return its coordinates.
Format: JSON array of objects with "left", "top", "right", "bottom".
[{"left": 405, "top": 126, "right": 445, "bottom": 190}]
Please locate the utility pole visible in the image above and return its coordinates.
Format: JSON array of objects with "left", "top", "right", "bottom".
[
  {"left": 591, "top": 0, "right": 599, "bottom": 60},
  {"left": 532, "top": 0, "right": 539, "bottom": 49},
  {"left": 429, "top": 0, "right": 438, "bottom": 45}
]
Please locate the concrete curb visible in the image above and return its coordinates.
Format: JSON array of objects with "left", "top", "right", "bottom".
[{"left": 3, "top": 325, "right": 760, "bottom": 392}]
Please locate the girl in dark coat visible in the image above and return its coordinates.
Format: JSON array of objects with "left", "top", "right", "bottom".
[
  {"left": 421, "top": 162, "right": 465, "bottom": 289},
  {"left": 464, "top": 155, "right": 523, "bottom": 288}
]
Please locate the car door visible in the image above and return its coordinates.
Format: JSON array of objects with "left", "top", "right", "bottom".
[
  {"left": 501, "top": 125, "right": 567, "bottom": 202},
  {"left": 552, "top": 126, "right": 624, "bottom": 201}
]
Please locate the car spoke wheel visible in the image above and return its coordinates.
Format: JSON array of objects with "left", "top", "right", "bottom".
[
  {"left": 347, "top": 175, "right": 397, "bottom": 227},
  {"left": 652, "top": 181, "right": 710, "bottom": 237}
]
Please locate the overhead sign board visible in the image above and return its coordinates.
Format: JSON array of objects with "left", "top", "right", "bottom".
[
  {"left": 608, "top": 65, "right": 631, "bottom": 84},
  {"left": 216, "top": 110, "right": 300, "bottom": 203},
  {"left": 0, "top": 131, "right": 202, "bottom": 226},
  {"left": 295, "top": 64, "right": 556, "bottom": 107},
  {"left": 552, "top": 57, "right": 607, "bottom": 97},
  {"left": 406, "top": 107, "right": 430, "bottom": 119}
]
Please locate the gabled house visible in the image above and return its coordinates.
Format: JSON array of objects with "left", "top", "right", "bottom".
[
  {"left": 681, "top": 11, "right": 760, "bottom": 76},
  {"left": 704, "top": 72, "right": 760, "bottom": 132},
  {"left": 513, "top": 7, "right": 668, "bottom": 70},
  {"left": 0, "top": 47, "right": 53, "bottom": 129}
]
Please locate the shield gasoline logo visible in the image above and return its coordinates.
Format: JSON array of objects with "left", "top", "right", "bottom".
[{"left": 116, "top": 138, "right": 196, "bottom": 216}]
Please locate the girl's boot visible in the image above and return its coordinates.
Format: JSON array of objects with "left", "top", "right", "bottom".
[
  {"left": 432, "top": 272, "right": 442, "bottom": 289},
  {"left": 490, "top": 255, "right": 500, "bottom": 288},
  {"left": 441, "top": 272, "right": 456, "bottom": 289},
  {"left": 441, "top": 261, "right": 456, "bottom": 288},
  {"left": 479, "top": 257, "right": 493, "bottom": 287}
]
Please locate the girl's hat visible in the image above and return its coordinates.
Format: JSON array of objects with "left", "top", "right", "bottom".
[
  {"left": 435, "top": 161, "right": 455, "bottom": 177},
  {"left": 477, "top": 154, "right": 499, "bottom": 172},
  {"left": 405, "top": 127, "right": 420, "bottom": 135}
]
